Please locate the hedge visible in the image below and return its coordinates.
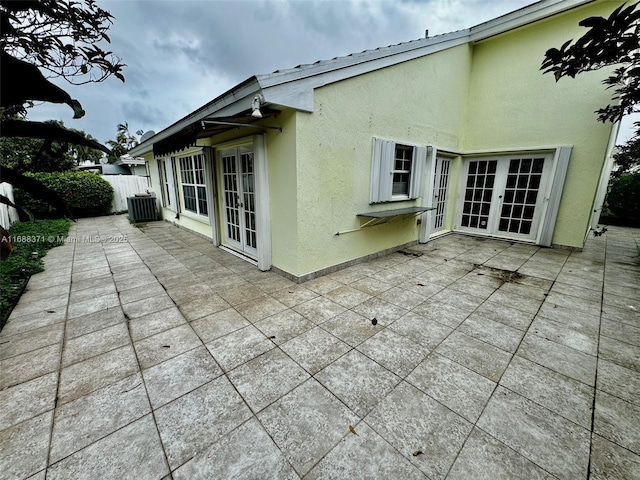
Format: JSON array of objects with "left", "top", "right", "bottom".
[
  {"left": 15, "top": 171, "right": 114, "bottom": 219},
  {"left": 606, "top": 173, "right": 640, "bottom": 227}
]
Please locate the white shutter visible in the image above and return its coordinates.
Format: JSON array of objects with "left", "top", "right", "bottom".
[
  {"left": 202, "top": 147, "right": 220, "bottom": 245},
  {"left": 419, "top": 146, "right": 436, "bottom": 243},
  {"left": 370, "top": 137, "right": 395, "bottom": 203},
  {"left": 165, "top": 157, "right": 178, "bottom": 214},
  {"left": 409, "top": 145, "right": 427, "bottom": 199},
  {"left": 538, "top": 145, "right": 572, "bottom": 246},
  {"left": 253, "top": 134, "right": 272, "bottom": 271}
]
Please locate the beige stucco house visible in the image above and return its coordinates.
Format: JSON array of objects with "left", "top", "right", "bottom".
[{"left": 129, "top": 0, "right": 622, "bottom": 281}]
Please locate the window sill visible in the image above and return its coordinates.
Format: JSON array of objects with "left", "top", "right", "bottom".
[{"left": 180, "top": 210, "right": 210, "bottom": 225}]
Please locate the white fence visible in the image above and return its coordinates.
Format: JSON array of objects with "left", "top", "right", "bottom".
[
  {"left": 100, "top": 175, "right": 149, "bottom": 213},
  {"left": 0, "top": 182, "right": 19, "bottom": 229}
]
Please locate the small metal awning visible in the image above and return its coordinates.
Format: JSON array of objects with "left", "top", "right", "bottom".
[
  {"left": 336, "top": 206, "right": 435, "bottom": 236},
  {"left": 152, "top": 108, "right": 281, "bottom": 157},
  {"left": 357, "top": 206, "right": 434, "bottom": 218}
]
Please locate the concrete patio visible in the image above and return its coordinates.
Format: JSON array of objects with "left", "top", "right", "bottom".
[{"left": 1, "top": 215, "right": 639, "bottom": 480}]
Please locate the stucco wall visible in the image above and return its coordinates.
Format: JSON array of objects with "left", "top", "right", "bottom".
[
  {"left": 463, "top": 0, "right": 619, "bottom": 246},
  {"left": 262, "top": 110, "right": 299, "bottom": 274},
  {"left": 203, "top": 113, "right": 299, "bottom": 272},
  {"left": 293, "top": 44, "right": 473, "bottom": 277}
]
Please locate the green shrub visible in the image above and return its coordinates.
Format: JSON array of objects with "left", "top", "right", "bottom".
[
  {"left": 606, "top": 173, "right": 640, "bottom": 226},
  {"left": 15, "top": 171, "right": 113, "bottom": 219},
  {"left": 0, "top": 219, "right": 70, "bottom": 329}
]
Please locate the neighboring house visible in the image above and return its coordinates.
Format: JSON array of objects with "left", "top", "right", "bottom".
[
  {"left": 78, "top": 156, "right": 149, "bottom": 176},
  {"left": 129, "top": 0, "right": 622, "bottom": 281},
  {"left": 115, "top": 155, "right": 149, "bottom": 177}
]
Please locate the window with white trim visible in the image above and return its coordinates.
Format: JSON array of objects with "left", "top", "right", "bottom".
[
  {"left": 370, "top": 137, "right": 426, "bottom": 203},
  {"left": 178, "top": 154, "right": 208, "bottom": 216},
  {"left": 392, "top": 145, "right": 413, "bottom": 196}
]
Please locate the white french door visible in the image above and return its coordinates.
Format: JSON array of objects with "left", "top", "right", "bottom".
[
  {"left": 220, "top": 145, "right": 257, "bottom": 258},
  {"left": 457, "top": 155, "right": 552, "bottom": 241},
  {"left": 432, "top": 156, "right": 451, "bottom": 233}
]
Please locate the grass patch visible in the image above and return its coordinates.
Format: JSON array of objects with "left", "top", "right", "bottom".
[
  {"left": 128, "top": 218, "right": 147, "bottom": 229},
  {"left": 1, "top": 219, "right": 70, "bottom": 330}
]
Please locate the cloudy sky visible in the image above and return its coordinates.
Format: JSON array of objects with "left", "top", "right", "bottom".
[{"left": 29, "top": 0, "right": 638, "bottom": 146}]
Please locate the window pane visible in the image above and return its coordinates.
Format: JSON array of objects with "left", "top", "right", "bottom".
[
  {"left": 532, "top": 159, "right": 544, "bottom": 173},
  {"left": 467, "top": 175, "right": 475, "bottom": 188},
  {"left": 392, "top": 172, "right": 409, "bottom": 195},
  {"left": 197, "top": 186, "right": 208, "bottom": 215},
  {"left": 517, "top": 176, "right": 529, "bottom": 188},
  {"left": 183, "top": 185, "right": 196, "bottom": 212},
  {"left": 529, "top": 175, "right": 541, "bottom": 189},
  {"left": 392, "top": 145, "right": 413, "bottom": 195}
]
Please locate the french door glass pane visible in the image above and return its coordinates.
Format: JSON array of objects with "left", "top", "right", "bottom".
[
  {"left": 498, "top": 158, "right": 544, "bottom": 235},
  {"left": 241, "top": 153, "right": 257, "bottom": 249},
  {"left": 222, "top": 155, "right": 241, "bottom": 242},
  {"left": 461, "top": 160, "right": 497, "bottom": 230},
  {"left": 433, "top": 158, "right": 451, "bottom": 230}
]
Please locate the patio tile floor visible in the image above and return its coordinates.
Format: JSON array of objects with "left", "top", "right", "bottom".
[{"left": 1, "top": 215, "right": 639, "bottom": 479}]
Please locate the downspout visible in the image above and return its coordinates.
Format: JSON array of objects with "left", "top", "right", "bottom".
[{"left": 587, "top": 120, "right": 621, "bottom": 240}]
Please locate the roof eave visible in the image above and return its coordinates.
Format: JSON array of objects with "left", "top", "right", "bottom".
[
  {"left": 469, "top": 0, "right": 595, "bottom": 42},
  {"left": 128, "top": 76, "right": 262, "bottom": 156}
]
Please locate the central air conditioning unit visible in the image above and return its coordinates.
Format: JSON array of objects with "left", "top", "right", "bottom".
[{"left": 127, "top": 193, "right": 158, "bottom": 222}]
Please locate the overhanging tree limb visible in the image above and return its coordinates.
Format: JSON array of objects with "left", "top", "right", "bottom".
[
  {"left": 0, "top": 51, "right": 85, "bottom": 118},
  {"left": 1, "top": 167, "right": 74, "bottom": 220},
  {"left": 541, "top": 1, "right": 640, "bottom": 124},
  {"left": 0, "top": 120, "right": 112, "bottom": 155}
]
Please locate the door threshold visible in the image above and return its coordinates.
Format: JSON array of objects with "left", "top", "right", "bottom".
[
  {"left": 219, "top": 245, "right": 258, "bottom": 266},
  {"left": 453, "top": 230, "right": 538, "bottom": 245}
]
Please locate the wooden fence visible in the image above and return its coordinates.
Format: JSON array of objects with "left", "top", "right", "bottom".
[
  {"left": 100, "top": 175, "right": 150, "bottom": 213},
  {"left": 0, "top": 182, "right": 19, "bottom": 229}
]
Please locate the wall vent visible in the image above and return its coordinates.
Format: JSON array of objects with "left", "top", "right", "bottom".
[{"left": 127, "top": 195, "right": 157, "bottom": 222}]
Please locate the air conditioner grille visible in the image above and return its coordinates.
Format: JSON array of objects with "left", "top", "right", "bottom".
[{"left": 127, "top": 195, "right": 157, "bottom": 222}]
